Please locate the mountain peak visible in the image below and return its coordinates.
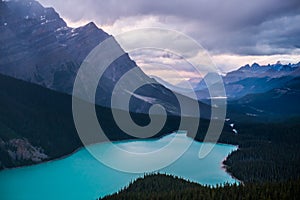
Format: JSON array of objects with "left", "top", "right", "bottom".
[
  {"left": 238, "top": 64, "right": 251, "bottom": 71},
  {"left": 236, "top": 61, "right": 300, "bottom": 74},
  {"left": 251, "top": 63, "right": 260, "bottom": 69},
  {"left": 0, "top": 0, "right": 110, "bottom": 91},
  {"left": 0, "top": 0, "right": 196, "bottom": 116},
  {"left": 85, "top": 22, "right": 98, "bottom": 28}
]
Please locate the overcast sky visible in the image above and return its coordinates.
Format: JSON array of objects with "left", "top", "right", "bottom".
[{"left": 38, "top": 0, "right": 300, "bottom": 83}]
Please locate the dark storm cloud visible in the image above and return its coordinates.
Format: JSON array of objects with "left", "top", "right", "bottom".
[{"left": 38, "top": 0, "right": 300, "bottom": 55}]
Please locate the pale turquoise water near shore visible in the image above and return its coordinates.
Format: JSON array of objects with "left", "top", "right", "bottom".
[{"left": 0, "top": 133, "right": 237, "bottom": 200}]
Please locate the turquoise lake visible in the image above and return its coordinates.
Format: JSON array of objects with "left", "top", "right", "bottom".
[{"left": 0, "top": 133, "right": 238, "bottom": 200}]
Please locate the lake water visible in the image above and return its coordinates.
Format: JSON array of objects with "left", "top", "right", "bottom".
[{"left": 0, "top": 133, "right": 237, "bottom": 200}]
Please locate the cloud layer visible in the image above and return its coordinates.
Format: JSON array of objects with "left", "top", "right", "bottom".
[
  {"left": 39, "top": 0, "right": 300, "bottom": 55},
  {"left": 37, "top": 0, "right": 300, "bottom": 79}
]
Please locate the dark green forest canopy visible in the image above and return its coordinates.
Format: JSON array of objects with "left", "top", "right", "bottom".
[{"left": 101, "top": 174, "right": 300, "bottom": 200}]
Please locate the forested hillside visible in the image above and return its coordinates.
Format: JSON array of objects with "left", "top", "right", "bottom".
[
  {"left": 101, "top": 174, "right": 300, "bottom": 200},
  {"left": 0, "top": 73, "right": 180, "bottom": 169}
]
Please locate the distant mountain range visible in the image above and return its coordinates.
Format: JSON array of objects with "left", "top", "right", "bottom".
[
  {"left": 154, "top": 61, "right": 300, "bottom": 102},
  {"left": 223, "top": 61, "right": 300, "bottom": 99},
  {"left": 228, "top": 76, "right": 300, "bottom": 122},
  {"left": 152, "top": 60, "right": 300, "bottom": 122}
]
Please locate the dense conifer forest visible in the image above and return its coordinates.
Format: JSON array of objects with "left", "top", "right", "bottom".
[
  {"left": 101, "top": 174, "right": 300, "bottom": 200},
  {"left": 101, "top": 118, "right": 300, "bottom": 199},
  {"left": 223, "top": 119, "right": 300, "bottom": 183}
]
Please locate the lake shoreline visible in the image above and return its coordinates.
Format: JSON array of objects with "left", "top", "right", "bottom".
[
  {"left": 0, "top": 132, "right": 241, "bottom": 186},
  {"left": 0, "top": 134, "right": 239, "bottom": 199},
  {"left": 221, "top": 146, "right": 242, "bottom": 185},
  {"left": 0, "top": 131, "right": 176, "bottom": 172}
]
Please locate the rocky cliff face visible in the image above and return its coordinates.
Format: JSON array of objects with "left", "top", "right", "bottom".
[{"left": 0, "top": 137, "right": 48, "bottom": 169}]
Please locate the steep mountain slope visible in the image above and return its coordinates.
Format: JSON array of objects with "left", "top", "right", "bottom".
[
  {"left": 0, "top": 73, "right": 183, "bottom": 169},
  {"left": 0, "top": 0, "right": 108, "bottom": 92},
  {"left": 0, "top": 0, "right": 206, "bottom": 116},
  {"left": 0, "top": 0, "right": 213, "bottom": 170}
]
